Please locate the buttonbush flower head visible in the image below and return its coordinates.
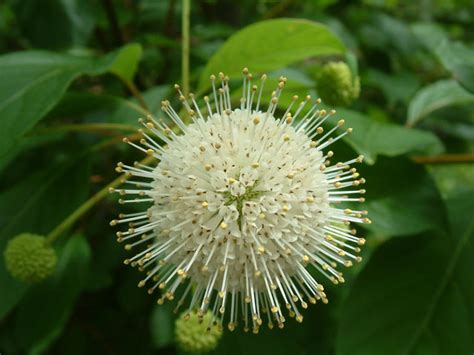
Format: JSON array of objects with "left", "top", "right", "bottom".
[
  {"left": 4, "top": 233, "right": 57, "bottom": 283},
  {"left": 111, "top": 69, "right": 369, "bottom": 333},
  {"left": 316, "top": 61, "right": 360, "bottom": 107},
  {"left": 175, "top": 310, "right": 223, "bottom": 353}
]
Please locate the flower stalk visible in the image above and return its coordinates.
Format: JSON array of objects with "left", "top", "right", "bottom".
[{"left": 181, "top": 0, "right": 191, "bottom": 96}]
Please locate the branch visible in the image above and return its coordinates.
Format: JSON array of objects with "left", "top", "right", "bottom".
[
  {"left": 412, "top": 153, "right": 474, "bottom": 164},
  {"left": 121, "top": 79, "right": 150, "bottom": 113}
]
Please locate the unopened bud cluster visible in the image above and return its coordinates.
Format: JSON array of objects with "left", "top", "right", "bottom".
[
  {"left": 316, "top": 61, "right": 360, "bottom": 106},
  {"left": 4, "top": 233, "right": 57, "bottom": 283}
]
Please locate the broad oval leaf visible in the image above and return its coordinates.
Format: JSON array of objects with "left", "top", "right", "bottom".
[
  {"left": 336, "top": 189, "right": 474, "bottom": 355},
  {"left": 358, "top": 157, "right": 447, "bottom": 237},
  {"left": 407, "top": 80, "right": 474, "bottom": 126},
  {"left": 197, "top": 19, "right": 345, "bottom": 92},
  {"left": 0, "top": 44, "right": 142, "bottom": 158},
  {"left": 336, "top": 109, "right": 444, "bottom": 164}
]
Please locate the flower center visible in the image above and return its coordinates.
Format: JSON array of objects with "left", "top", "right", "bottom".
[{"left": 222, "top": 178, "right": 263, "bottom": 230}]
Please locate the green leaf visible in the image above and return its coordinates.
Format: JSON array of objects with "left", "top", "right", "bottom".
[
  {"left": 197, "top": 19, "right": 345, "bottom": 92},
  {"left": 107, "top": 43, "right": 143, "bottom": 84},
  {"left": 436, "top": 41, "right": 474, "bottom": 93},
  {"left": 407, "top": 80, "right": 474, "bottom": 126},
  {"left": 13, "top": 0, "right": 97, "bottom": 49},
  {"left": 212, "top": 301, "right": 340, "bottom": 355},
  {"left": 336, "top": 189, "right": 474, "bottom": 355},
  {"left": 411, "top": 22, "right": 449, "bottom": 53},
  {"left": 84, "top": 230, "right": 122, "bottom": 292},
  {"left": 372, "top": 14, "right": 420, "bottom": 55},
  {"left": 345, "top": 51, "right": 359, "bottom": 78},
  {"left": 48, "top": 92, "right": 144, "bottom": 121},
  {"left": 336, "top": 109, "right": 444, "bottom": 164},
  {"left": 365, "top": 70, "right": 420, "bottom": 105},
  {"left": 0, "top": 44, "right": 142, "bottom": 158},
  {"left": 0, "top": 160, "right": 90, "bottom": 318},
  {"left": 14, "top": 234, "right": 91, "bottom": 355},
  {"left": 0, "top": 132, "right": 65, "bottom": 173},
  {"left": 359, "top": 157, "right": 447, "bottom": 237},
  {"left": 322, "top": 17, "right": 358, "bottom": 51},
  {"left": 109, "top": 84, "right": 170, "bottom": 124},
  {"left": 412, "top": 23, "right": 474, "bottom": 93},
  {"left": 429, "top": 164, "right": 474, "bottom": 199},
  {"left": 50, "top": 84, "right": 169, "bottom": 126},
  {"left": 150, "top": 305, "right": 174, "bottom": 349}
]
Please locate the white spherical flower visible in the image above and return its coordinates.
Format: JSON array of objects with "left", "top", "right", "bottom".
[{"left": 111, "top": 69, "right": 370, "bottom": 333}]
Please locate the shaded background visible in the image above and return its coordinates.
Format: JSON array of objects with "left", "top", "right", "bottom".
[{"left": 1, "top": 0, "right": 473, "bottom": 354}]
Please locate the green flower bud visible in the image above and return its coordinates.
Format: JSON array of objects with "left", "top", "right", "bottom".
[
  {"left": 4, "top": 233, "right": 57, "bottom": 283},
  {"left": 316, "top": 62, "right": 360, "bottom": 106},
  {"left": 175, "top": 311, "right": 223, "bottom": 353}
]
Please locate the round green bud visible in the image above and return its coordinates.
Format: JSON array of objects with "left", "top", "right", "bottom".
[
  {"left": 4, "top": 233, "right": 57, "bottom": 283},
  {"left": 175, "top": 311, "right": 223, "bottom": 353},
  {"left": 316, "top": 61, "right": 360, "bottom": 106}
]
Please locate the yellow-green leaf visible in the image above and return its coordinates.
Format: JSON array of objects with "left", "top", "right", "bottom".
[{"left": 197, "top": 19, "right": 345, "bottom": 92}]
